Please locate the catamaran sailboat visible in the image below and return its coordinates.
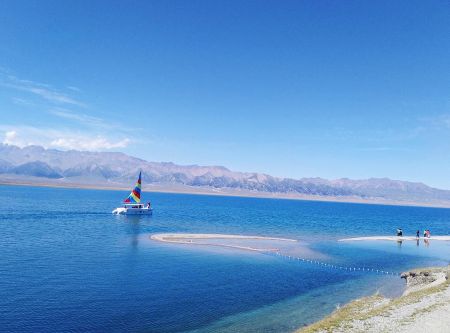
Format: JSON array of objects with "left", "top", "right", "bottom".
[{"left": 112, "top": 172, "right": 152, "bottom": 215}]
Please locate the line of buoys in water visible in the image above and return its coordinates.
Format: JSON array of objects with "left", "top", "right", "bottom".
[{"left": 266, "top": 251, "right": 401, "bottom": 276}]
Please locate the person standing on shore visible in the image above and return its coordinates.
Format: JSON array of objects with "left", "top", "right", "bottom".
[{"left": 416, "top": 230, "right": 420, "bottom": 238}]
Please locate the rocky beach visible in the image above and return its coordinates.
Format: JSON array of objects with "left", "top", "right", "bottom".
[{"left": 298, "top": 265, "right": 450, "bottom": 333}]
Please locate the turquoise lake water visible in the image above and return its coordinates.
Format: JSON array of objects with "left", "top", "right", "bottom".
[{"left": 0, "top": 185, "right": 449, "bottom": 332}]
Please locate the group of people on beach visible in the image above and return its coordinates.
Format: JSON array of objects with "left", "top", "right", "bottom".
[{"left": 396, "top": 228, "right": 431, "bottom": 238}]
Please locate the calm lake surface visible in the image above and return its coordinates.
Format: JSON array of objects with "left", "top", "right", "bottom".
[{"left": 0, "top": 185, "right": 449, "bottom": 332}]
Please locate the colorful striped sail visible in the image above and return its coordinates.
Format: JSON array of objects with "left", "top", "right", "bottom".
[{"left": 124, "top": 172, "right": 142, "bottom": 203}]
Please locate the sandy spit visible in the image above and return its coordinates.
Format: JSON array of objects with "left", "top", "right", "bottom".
[
  {"left": 150, "top": 233, "right": 297, "bottom": 252},
  {"left": 339, "top": 236, "right": 450, "bottom": 242}
]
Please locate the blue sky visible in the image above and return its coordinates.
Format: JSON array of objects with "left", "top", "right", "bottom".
[{"left": 0, "top": 1, "right": 449, "bottom": 188}]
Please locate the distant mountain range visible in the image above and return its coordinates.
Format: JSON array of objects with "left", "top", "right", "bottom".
[{"left": 1, "top": 143, "right": 450, "bottom": 207}]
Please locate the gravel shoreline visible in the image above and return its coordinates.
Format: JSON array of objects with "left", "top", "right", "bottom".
[{"left": 297, "top": 265, "right": 450, "bottom": 333}]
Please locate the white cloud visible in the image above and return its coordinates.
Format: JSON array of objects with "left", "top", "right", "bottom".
[
  {"left": 66, "top": 86, "right": 81, "bottom": 92},
  {"left": 1, "top": 74, "right": 86, "bottom": 107},
  {"left": 1, "top": 126, "right": 131, "bottom": 151},
  {"left": 11, "top": 97, "right": 35, "bottom": 106},
  {"left": 48, "top": 107, "right": 135, "bottom": 133},
  {"left": 50, "top": 137, "right": 130, "bottom": 150},
  {"left": 49, "top": 108, "right": 104, "bottom": 126},
  {"left": 26, "top": 85, "right": 84, "bottom": 107},
  {"left": 3, "top": 130, "right": 20, "bottom": 146},
  {"left": 2, "top": 130, "right": 37, "bottom": 147},
  {"left": 2, "top": 71, "right": 134, "bottom": 131},
  {"left": 0, "top": 70, "right": 136, "bottom": 150}
]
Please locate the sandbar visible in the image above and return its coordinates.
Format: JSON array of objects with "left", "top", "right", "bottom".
[
  {"left": 339, "top": 236, "right": 450, "bottom": 242},
  {"left": 150, "top": 233, "right": 297, "bottom": 252}
]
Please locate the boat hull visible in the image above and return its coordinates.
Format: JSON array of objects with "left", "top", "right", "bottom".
[{"left": 112, "top": 207, "right": 153, "bottom": 215}]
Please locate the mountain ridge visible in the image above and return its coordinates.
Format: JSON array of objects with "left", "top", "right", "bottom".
[{"left": 1, "top": 143, "right": 450, "bottom": 207}]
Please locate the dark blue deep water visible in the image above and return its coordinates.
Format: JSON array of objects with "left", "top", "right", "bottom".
[{"left": 0, "top": 185, "right": 449, "bottom": 332}]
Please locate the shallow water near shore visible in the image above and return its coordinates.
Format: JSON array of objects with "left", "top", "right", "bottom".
[{"left": 0, "top": 185, "right": 449, "bottom": 332}]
